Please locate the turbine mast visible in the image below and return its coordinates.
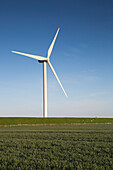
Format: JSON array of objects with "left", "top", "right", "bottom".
[{"left": 43, "top": 61, "right": 47, "bottom": 118}]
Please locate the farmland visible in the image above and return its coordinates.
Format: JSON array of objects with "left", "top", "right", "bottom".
[{"left": 0, "top": 123, "right": 113, "bottom": 169}]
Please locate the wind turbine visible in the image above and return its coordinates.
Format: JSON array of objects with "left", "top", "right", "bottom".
[{"left": 11, "top": 28, "right": 67, "bottom": 117}]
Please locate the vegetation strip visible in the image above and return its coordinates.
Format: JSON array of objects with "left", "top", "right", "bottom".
[
  {"left": 0, "top": 117, "right": 113, "bottom": 125},
  {"left": 0, "top": 122, "right": 113, "bottom": 127}
]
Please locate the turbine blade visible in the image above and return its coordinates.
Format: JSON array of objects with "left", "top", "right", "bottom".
[
  {"left": 48, "top": 61, "right": 68, "bottom": 97},
  {"left": 47, "top": 28, "right": 60, "bottom": 59},
  {"left": 11, "top": 51, "right": 46, "bottom": 61}
]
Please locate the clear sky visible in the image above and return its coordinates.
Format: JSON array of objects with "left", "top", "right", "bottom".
[{"left": 0, "top": 0, "right": 113, "bottom": 117}]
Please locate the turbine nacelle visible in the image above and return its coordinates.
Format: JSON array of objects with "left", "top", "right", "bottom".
[
  {"left": 38, "top": 56, "right": 50, "bottom": 63},
  {"left": 38, "top": 58, "right": 48, "bottom": 63}
]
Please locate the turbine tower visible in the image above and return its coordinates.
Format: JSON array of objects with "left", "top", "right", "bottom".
[{"left": 11, "top": 28, "right": 67, "bottom": 117}]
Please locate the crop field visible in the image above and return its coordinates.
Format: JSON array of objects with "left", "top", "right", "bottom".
[
  {"left": 0, "top": 124, "right": 113, "bottom": 169},
  {"left": 0, "top": 117, "right": 113, "bottom": 125}
]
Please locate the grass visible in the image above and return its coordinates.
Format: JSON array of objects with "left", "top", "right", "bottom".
[
  {"left": 0, "top": 124, "right": 113, "bottom": 169},
  {"left": 0, "top": 117, "right": 113, "bottom": 126}
]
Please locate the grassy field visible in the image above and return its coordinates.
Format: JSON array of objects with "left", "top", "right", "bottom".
[
  {"left": 0, "top": 124, "right": 113, "bottom": 169},
  {"left": 0, "top": 117, "right": 113, "bottom": 126}
]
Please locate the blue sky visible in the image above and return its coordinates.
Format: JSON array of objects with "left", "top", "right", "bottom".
[{"left": 0, "top": 0, "right": 113, "bottom": 117}]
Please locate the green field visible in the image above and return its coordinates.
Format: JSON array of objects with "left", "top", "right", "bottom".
[
  {"left": 0, "top": 117, "right": 113, "bottom": 126},
  {"left": 0, "top": 124, "right": 113, "bottom": 169}
]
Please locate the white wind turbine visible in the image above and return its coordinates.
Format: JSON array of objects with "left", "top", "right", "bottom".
[{"left": 11, "top": 28, "right": 67, "bottom": 117}]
